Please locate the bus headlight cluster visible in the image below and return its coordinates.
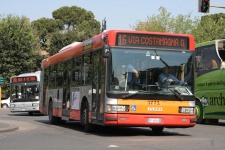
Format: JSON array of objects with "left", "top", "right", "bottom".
[
  {"left": 10, "top": 104, "right": 15, "bottom": 108},
  {"left": 107, "top": 105, "right": 129, "bottom": 112},
  {"left": 179, "top": 107, "right": 195, "bottom": 115},
  {"left": 32, "top": 103, "right": 39, "bottom": 107}
]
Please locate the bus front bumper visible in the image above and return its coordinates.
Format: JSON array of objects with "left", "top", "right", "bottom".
[
  {"left": 10, "top": 103, "right": 39, "bottom": 112},
  {"left": 104, "top": 113, "right": 196, "bottom": 127}
]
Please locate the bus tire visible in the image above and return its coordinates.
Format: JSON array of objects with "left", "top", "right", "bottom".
[
  {"left": 151, "top": 127, "right": 164, "bottom": 134},
  {"left": 195, "top": 100, "right": 205, "bottom": 124},
  {"left": 28, "top": 112, "right": 33, "bottom": 116},
  {"left": 48, "top": 101, "right": 60, "bottom": 125},
  {"left": 81, "top": 100, "right": 92, "bottom": 132}
]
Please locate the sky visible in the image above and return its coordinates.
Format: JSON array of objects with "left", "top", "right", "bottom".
[{"left": 0, "top": 0, "right": 225, "bottom": 30}]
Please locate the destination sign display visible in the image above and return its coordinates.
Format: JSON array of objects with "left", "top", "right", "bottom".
[
  {"left": 116, "top": 33, "right": 189, "bottom": 50},
  {"left": 12, "top": 76, "right": 37, "bottom": 83}
]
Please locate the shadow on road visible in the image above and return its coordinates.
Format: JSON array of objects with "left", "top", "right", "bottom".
[
  {"left": 35, "top": 119, "right": 192, "bottom": 137},
  {"left": 8, "top": 112, "right": 44, "bottom": 117}
]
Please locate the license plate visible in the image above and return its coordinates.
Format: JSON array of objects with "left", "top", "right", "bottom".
[
  {"left": 147, "top": 118, "right": 161, "bottom": 123},
  {"left": 21, "top": 109, "right": 25, "bottom": 111}
]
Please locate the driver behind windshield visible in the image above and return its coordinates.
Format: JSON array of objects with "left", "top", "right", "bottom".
[
  {"left": 158, "top": 66, "right": 184, "bottom": 87},
  {"left": 127, "top": 59, "right": 140, "bottom": 89}
]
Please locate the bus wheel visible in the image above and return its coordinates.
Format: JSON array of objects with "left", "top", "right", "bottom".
[
  {"left": 28, "top": 112, "right": 33, "bottom": 116},
  {"left": 195, "top": 100, "right": 205, "bottom": 124},
  {"left": 81, "top": 101, "right": 92, "bottom": 132},
  {"left": 151, "top": 127, "right": 164, "bottom": 134},
  {"left": 48, "top": 101, "right": 60, "bottom": 125}
]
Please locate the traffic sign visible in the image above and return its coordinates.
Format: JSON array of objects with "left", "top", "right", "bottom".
[{"left": 0, "top": 76, "right": 5, "bottom": 85}]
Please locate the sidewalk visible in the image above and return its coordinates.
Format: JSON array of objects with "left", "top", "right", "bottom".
[{"left": 0, "top": 121, "right": 19, "bottom": 133}]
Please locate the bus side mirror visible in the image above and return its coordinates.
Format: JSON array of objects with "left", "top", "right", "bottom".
[
  {"left": 195, "top": 56, "right": 203, "bottom": 69},
  {"left": 102, "top": 44, "right": 111, "bottom": 58}
]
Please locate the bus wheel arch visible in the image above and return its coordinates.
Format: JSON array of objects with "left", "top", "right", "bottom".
[
  {"left": 48, "top": 97, "right": 60, "bottom": 125},
  {"left": 195, "top": 99, "right": 205, "bottom": 124},
  {"left": 80, "top": 97, "right": 92, "bottom": 132}
]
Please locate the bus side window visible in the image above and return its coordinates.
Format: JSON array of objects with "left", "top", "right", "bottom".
[
  {"left": 49, "top": 65, "right": 56, "bottom": 88},
  {"left": 57, "top": 63, "right": 64, "bottom": 87},
  {"left": 72, "top": 57, "right": 82, "bottom": 86},
  {"left": 209, "top": 59, "right": 218, "bottom": 70},
  {"left": 82, "top": 53, "right": 92, "bottom": 85}
]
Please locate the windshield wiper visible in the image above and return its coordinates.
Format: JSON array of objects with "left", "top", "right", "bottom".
[
  {"left": 167, "top": 88, "right": 183, "bottom": 100},
  {"left": 121, "top": 90, "right": 160, "bottom": 98},
  {"left": 121, "top": 90, "right": 144, "bottom": 98}
]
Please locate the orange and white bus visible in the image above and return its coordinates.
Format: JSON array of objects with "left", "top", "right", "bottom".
[{"left": 39, "top": 30, "right": 196, "bottom": 133}]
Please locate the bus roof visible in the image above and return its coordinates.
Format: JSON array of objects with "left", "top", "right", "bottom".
[
  {"left": 18, "top": 71, "right": 41, "bottom": 77},
  {"left": 196, "top": 39, "right": 225, "bottom": 48},
  {"left": 42, "top": 30, "right": 195, "bottom": 68}
]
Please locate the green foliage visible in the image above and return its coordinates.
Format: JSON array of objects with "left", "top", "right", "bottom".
[
  {"left": 133, "top": 7, "right": 225, "bottom": 45},
  {"left": 52, "top": 6, "right": 96, "bottom": 30},
  {"left": 0, "top": 15, "right": 40, "bottom": 95},
  {"left": 192, "top": 13, "right": 225, "bottom": 43},
  {"left": 49, "top": 6, "right": 101, "bottom": 55},
  {"left": 49, "top": 31, "right": 75, "bottom": 55},
  {"left": 31, "top": 18, "right": 64, "bottom": 50},
  {"left": 32, "top": 6, "right": 101, "bottom": 55},
  {"left": 134, "top": 7, "right": 199, "bottom": 34}
]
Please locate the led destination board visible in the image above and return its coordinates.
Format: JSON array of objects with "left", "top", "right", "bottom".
[
  {"left": 116, "top": 33, "right": 189, "bottom": 50},
  {"left": 12, "top": 76, "right": 37, "bottom": 83}
]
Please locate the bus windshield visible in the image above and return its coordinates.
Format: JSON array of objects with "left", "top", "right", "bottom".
[
  {"left": 11, "top": 82, "right": 40, "bottom": 102},
  {"left": 109, "top": 48, "right": 193, "bottom": 93}
]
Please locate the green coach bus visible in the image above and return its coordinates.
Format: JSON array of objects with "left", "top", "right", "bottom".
[{"left": 195, "top": 39, "right": 225, "bottom": 123}]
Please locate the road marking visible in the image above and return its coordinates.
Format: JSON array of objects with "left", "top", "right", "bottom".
[{"left": 108, "top": 145, "right": 119, "bottom": 148}]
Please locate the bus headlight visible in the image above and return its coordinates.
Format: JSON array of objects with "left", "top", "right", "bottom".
[
  {"left": 107, "top": 105, "right": 129, "bottom": 112},
  {"left": 179, "top": 107, "right": 195, "bottom": 115},
  {"left": 10, "top": 104, "right": 15, "bottom": 108},
  {"left": 32, "top": 103, "right": 39, "bottom": 107}
]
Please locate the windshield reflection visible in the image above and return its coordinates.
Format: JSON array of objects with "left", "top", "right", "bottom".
[
  {"left": 109, "top": 48, "right": 194, "bottom": 94},
  {"left": 11, "top": 83, "right": 40, "bottom": 100}
]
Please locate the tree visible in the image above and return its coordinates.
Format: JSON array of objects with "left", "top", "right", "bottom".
[
  {"left": 133, "top": 7, "right": 199, "bottom": 34},
  {"left": 192, "top": 13, "right": 225, "bottom": 43},
  {"left": 50, "top": 6, "right": 100, "bottom": 55},
  {"left": 133, "top": 7, "right": 225, "bottom": 44},
  {"left": 31, "top": 18, "right": 64, "bottom": 51},
  {"left": 0, "top": 15, "right": 40, "bottom": 96},
  {"left": 52, "top": 6, "right": 97, "bottom": 30},
  {"left": 32, "top": 6, "right": 101, "bottom": 56}
]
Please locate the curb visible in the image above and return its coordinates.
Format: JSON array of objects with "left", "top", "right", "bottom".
[{"left": 0, "top": 122, "right": 19, "bottom": 133}]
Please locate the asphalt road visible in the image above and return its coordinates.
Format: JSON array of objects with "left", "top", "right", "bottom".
[{"left": 1, "top": 108, "right": 225, "bottom": 150}]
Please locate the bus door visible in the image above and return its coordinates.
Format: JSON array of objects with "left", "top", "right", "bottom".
[
  {"left": 62, "top": 61, "right": 70, "bottom": 119},
  {"left": 92, "top": 51, "right": 105, "bottom": 123}
]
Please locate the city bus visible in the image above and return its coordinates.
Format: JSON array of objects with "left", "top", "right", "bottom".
[
  {"left": 39, "top": 30, "right": 196, "bottom": 133},
  {"left": 10, "top": 71, "right": 41, "bottom": 115},
  {"left": 195, "top": 39, "right": 225, "bottom": 124}
]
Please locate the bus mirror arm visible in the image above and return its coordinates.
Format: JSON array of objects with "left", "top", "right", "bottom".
[{"left": 102, "top": 44, "right": 111, "bottom": 58}]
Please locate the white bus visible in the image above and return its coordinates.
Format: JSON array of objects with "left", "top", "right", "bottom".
[{"left": 10, "top": 71, "right": 41, "bottom": 115}]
